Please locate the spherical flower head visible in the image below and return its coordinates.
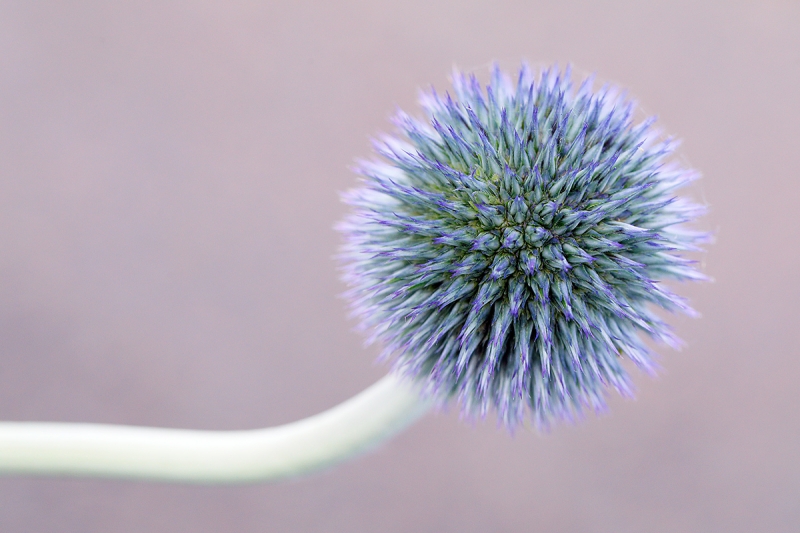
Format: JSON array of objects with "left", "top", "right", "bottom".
[{"left": 339, "top": 64, "right": 708, "bottom": 429}]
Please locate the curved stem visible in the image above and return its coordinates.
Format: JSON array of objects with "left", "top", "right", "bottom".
[{"left": 0, "top": 373, "right": 431, "bottom": 484}]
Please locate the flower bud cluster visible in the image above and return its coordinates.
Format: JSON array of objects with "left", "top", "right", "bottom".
[{"left": 339, "top": 65, "right": 707, "bottom": 428}]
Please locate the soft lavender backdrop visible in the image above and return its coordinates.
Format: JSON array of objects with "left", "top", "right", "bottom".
[{"left": 0, "top": 2, "right": 797, "bottom": 532}]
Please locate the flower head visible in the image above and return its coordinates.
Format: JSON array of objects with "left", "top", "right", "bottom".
[{"left": 339, "top": 64, "right": 707, "bottom": 429}]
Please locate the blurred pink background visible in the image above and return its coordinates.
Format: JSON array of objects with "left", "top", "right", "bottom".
[{"left": 0, "top": 2, "right": 798, "bottom": 532}]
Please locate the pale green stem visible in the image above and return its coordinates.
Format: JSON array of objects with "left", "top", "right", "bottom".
[{"left": 0, "top": 373, "right": 431, "bottom": 484}]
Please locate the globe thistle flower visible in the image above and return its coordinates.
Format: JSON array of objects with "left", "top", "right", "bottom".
[{"left": 339, "top": 64, "right": 707, "bottom": 429}]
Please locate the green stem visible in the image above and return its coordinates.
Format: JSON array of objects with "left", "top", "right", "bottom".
[{"left": 0, "top": 373, "right": 430, "bottom": 484}]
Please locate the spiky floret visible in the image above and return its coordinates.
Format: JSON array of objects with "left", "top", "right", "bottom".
[{"left": 338, "top": 65, "right": 707, "bottom": 429}]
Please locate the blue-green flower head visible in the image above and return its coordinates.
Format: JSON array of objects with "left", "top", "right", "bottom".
[{"left": 339, "top": 64, "right": 708, "bottom": 429}]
